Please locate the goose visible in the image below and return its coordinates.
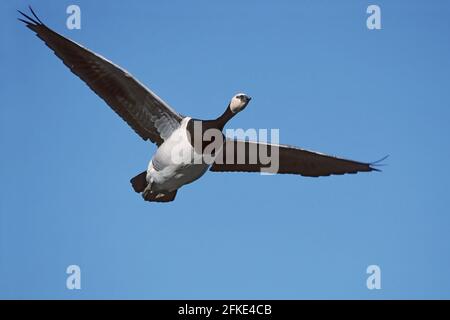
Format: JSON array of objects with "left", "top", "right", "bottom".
[{"left": 18, "top": 8, "right": 384, "bottom": 203}]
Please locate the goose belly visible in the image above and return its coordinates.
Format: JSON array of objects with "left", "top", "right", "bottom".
[
  {"left": 146, "top": 117, "right": 210, "bottom": 192},
  {"left": 150, "top": 162, "right": 209, "bottom": 193}
]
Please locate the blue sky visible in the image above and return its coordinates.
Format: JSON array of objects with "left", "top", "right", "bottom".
[{"left": 1, "top": 0, "right": 450, "bottom": 299}]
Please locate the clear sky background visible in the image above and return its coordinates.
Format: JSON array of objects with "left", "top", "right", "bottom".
[{"left": 1, "top": 0, "right": 450, "bottom": 299}]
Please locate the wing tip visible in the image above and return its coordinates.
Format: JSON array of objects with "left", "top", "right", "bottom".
[
  {"left": 17, "top": 6, "right": 44, "bottom": 27},
  {"left": 369, "top": 154, "right": 390, "bottom": 172}
]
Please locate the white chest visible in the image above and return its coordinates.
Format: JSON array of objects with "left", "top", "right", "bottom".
[{"left": 147, "top": 117, "right": 210, "bottom": 192}]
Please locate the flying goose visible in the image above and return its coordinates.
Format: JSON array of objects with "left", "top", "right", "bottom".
[{"left": 18, "top": 8, "right": 383, "bottom": 203}]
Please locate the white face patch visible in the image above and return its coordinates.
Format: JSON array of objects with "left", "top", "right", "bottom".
[{"left": 229, "top": 93, "right": 250, "bottom": 113}]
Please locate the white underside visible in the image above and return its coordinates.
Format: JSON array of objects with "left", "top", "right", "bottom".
[{"left": 146, "top": 117, "right": 210, "bottom": 193}]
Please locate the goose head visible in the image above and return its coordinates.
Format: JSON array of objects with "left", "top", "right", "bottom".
[{"left": 229, "top": 93, "right": 252, "bottom": 113}]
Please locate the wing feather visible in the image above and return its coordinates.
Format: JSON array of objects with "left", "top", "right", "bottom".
[
  {"left": 210, "top": 139, "right": 380, "bottom": 177},
  {"left": 18, "top": 7, "right": 182, "bottom": 145}
]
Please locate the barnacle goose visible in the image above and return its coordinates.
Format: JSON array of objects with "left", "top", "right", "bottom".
[{"left": 18, "top": 7, "right": 384, "bottom": 203}]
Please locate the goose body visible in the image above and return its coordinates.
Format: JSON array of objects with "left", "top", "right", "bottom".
[
  {"left": 145, "top": 117, "right": 210, "bottom": 197},
  {"left": 19, "top": 8, "right": 383, "bottom": 203}
]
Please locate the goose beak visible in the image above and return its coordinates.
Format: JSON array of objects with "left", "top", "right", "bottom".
[{"left": 246, "top": 96, "right": 252, "bottom": 102}]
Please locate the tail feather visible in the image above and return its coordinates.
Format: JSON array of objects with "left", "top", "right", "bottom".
[
  {"left": 143, "top": 190, "right": 178, "bottom": 203},
  {"left": 130, "top": 171, "right": 179, "bottom": 202},
  {"left": 130, "top": 171, "right": 147, "bottom": 193}
]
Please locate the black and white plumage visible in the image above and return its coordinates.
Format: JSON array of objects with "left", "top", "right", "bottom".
[{"left": 19, "top": 8, "right": 383, "bottom": 203}]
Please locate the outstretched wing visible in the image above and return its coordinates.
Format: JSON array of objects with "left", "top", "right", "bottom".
[
  {"left": 18, "top": 7, "right": 183, "bottom": 145},
  {"left": 210, "top": 139, "right": 382, "bottom": 177}
]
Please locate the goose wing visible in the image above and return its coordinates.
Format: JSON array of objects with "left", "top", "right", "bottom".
[
  {"left": 18, "top": 8, "right": 182, "bottom": 145},
  {"left": 210, "top": 139, "right": 381, "bottom": 177}
]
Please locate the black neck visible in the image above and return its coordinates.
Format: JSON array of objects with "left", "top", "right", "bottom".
[
  {"left": 186, "top": 104, "right": 236, "bottom": 154},
  {"left": 214, "top": 104, "right": 235, "bottom": 130}
]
